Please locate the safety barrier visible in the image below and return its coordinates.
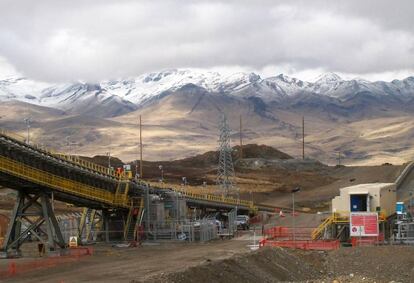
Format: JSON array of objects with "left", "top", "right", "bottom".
[
  {"left": 264, "top": 226, "right": 314, "bottom": 240},
  {"left": 68, "top": 247, "right": 94, "bottom": 256},
  {"left": 259, "top": 239, "right": 340, "bottom": 250},
  {"left": 351, "top": 233, "right": 384, "bottom": 247},
  {"left": 0, "top": 247, "right": 93, "bottom": 279},
  {"left": 0, "top": 155, "right": 130, "bottom": 208}
]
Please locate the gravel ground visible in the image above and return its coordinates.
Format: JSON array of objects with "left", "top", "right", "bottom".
[
  {"left": 147, "top": 246, "right": 414, "bottom": 283},
  {"left": 2, "top": 240, "right": 413, "bottom": 283},
  {"left": 325, "top": 246, "right": 414, "bottom": 283}
]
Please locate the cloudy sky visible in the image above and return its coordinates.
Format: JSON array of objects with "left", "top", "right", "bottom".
[{"left": 0, "top": 0, "right": 413, "bottom": 82}]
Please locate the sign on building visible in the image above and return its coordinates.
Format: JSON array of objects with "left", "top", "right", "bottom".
[
  {"left": 69, "top": 236, "right": 78, "bottom": 247},
  {"left": 350, "top": 212, "right": 379, "bottom": 237}
]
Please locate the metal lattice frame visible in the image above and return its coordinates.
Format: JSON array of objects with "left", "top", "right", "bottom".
[
  {"left": 216, "top": 114, "right": 236, "bottom": 196},
  {"left": 0, "top": 191, "right": 66, "bottom": 257}
]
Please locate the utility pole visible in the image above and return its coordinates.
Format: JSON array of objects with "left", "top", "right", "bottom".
[
  {"left": 302, "top": 116, "right": 305, "bottom": 160},
  {"left": 337, "top": 151, "right": 341, "bottom": 166},
  {"left": 239, "top": 115, "right": 243, "bottom": 160},
  {"left": 24, "top": 117, "right": 32, "bottom": 144},
  {"left": 139, "top": 115, "right": 143, "bottom": 179}
]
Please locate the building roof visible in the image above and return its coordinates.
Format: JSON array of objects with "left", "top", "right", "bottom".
[{"left": 340, "top": 183, "right": 395, "bottom": 193}]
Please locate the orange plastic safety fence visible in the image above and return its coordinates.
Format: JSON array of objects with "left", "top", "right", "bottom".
[
  {"left": 0, "top": 247, "right": 93, "bottom": 279},
  {"left": 259, "top": 239, "right": 340, "bottom": 250},
  {"left": 264, "top": 226, "right": 314, "bottom": 240},
  {"left": 351, "top": 233, "right": 384, "bottom": 247}
]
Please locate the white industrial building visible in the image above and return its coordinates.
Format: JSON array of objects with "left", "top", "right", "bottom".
[{"left": 331, "top": 183, "right": 396, "bottom": 217}]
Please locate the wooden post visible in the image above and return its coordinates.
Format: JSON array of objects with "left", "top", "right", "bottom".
[{"left": 140, "top": 115, "right": 143, "bottom": 179}]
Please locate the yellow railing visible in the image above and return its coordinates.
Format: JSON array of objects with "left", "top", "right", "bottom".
[
  {"left": 0, "top": 155, "right": 129, "bottom": 208},
  {"left": 311, "top": 215, "right": 334, "bottom": 240},
  {"left": 332, "top": 210, "right": 388, "bottom": 223},
  {"left": 55, "top": 154, "right": 115, "bottom": 177},
  {"left": 0, "top": 129, "right": 115, "bottom": 178},
  {"left": 149, "top": 182, "right": 256, "bottom": 210}
]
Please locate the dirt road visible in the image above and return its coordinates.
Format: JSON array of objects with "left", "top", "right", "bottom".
[
  {"left": 1, "top": 238, "right": 253, "bottom": 283},
  {"left": 2, "top": 239, "right": 414, "bottom": 283}
]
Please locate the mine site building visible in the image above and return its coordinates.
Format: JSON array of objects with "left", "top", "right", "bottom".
[{"left": 331, "top": 183, "right": 396, "bottom": 217}]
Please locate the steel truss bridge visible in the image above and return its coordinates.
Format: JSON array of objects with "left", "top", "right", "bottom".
[{"left": 0, "top": 130, "right": 257, "bottom": 257}]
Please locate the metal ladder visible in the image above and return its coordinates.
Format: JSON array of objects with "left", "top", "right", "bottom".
[{"left": 124, "top": 198, "right": 145, "bottom": 241}]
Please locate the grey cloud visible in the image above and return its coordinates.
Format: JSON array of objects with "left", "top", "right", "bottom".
[{"left": 0, "top": 0, "right": 413, "bottom": 82}]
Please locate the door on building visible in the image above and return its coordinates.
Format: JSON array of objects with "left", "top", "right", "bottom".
[{"left": 350, "top": 194, "right": 368, "bottom": 212}]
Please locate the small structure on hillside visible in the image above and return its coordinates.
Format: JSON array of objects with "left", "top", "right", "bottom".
[
  {"left": 312, "top": 183, "right": 397, "bottom": 241},
  {"left": 332, "top": 183, "right": 396, "bottom": 216}
]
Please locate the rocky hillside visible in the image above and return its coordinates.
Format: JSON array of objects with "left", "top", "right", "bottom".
[{"left": 1, "top": 69, "right": 414, "bottom": 165}]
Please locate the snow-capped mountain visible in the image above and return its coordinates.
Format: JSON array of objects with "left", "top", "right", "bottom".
[
  {"left": 101, "top": 69, "right": 263, "bottom": 105},
  {"left": 0, "top": 69, "right": 413, "bottom": 117},
  {"left": 2, "top": 69, "right": 414, "bottom": 164}
]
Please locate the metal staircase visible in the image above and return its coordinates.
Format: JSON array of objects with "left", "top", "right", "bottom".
[
  {"left": 311, "top": 215, "right": 334, "bottom": 240},
  {"left": 78, "top": 208, "right": 99, "bottom": 242},
  {"left": 124, "top": 198, "right": 145, "bottom": 241}
]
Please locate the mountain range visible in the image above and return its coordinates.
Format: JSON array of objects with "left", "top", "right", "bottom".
[
  {"left": 1, "top": 70, "right": 414, "bottom": 115},
  {"left": 0, "top": 69, "right": 413, "bottom": 165}
]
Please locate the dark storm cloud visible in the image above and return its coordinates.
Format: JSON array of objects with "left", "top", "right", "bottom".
[{"left": 0, "top": 0, "right": 413, "bottom": 82}]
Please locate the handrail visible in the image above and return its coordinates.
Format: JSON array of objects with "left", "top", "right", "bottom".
[
  {"left": 54, "top": 153, "right": 115, "bottom": 178},
  {"left": 0, "top": 129, "right": 116, "bottom": 179},
  {"left": 0, "top": 155, "right": 129, "bottom": 208},
  {"left": 148, "top": 181, "right": 256, "bottom": 210},
  {"left": 332, "top": 210, "right": 387, "bottom": 222},
  {"left": 311, "top": 215, "right": 334, "bottom": 240}
]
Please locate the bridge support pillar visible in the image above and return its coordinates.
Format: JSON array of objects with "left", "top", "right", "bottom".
[{"left": 0, "top": 191, "right": 66, "bottom": 258}]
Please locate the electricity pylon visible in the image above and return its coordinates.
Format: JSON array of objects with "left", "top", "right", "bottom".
[{"left": 216, "top": 114, "right": 236, "bottom": 196}]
